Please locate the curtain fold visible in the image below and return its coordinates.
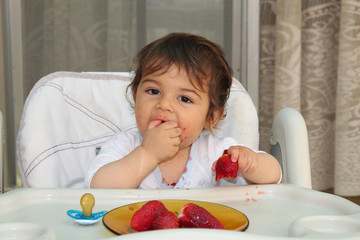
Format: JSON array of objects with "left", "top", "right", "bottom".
[
  {"left": 260, "top": 0, "right": 360, "bottom": 196},
  {"left": 334, "top": 0, "right": 360, "bottom": 196},
  {"left": 274, "top": 0, "right": 301, "bottom": 114}
]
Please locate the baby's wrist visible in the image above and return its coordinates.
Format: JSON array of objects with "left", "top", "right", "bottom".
[{"left": 139, "top": 145, "right": 160, "bottom": 165}]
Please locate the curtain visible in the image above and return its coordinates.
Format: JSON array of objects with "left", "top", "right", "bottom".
[
  {"left": 259, "top": 0, "right": 360, "bottom": 196},
  {"left": 22, "top": 0, "right": 138, "bottom": 97},
  {"left": 21, "top": 0, "right": 227, "bottom": 98}
]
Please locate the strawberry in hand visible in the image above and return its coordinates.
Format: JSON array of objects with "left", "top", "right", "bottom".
[{"left": 215, "top": 149, "right": 238, "bottom": 181}]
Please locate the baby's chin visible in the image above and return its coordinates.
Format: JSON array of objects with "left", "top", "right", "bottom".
[{"left": 179, "top": 136, "right": 194, "bottom": 149}]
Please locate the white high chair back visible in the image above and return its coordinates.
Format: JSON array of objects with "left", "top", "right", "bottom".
[{"left": 16, "top": 71, "right": 260, "bottom": 188}]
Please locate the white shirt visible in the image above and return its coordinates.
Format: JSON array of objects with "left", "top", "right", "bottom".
[{"left": 85, "top": 127, "right": 256, "bottom": 188}]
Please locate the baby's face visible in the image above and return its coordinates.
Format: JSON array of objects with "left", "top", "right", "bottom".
[{"left": 134, "top": 65, "right": 210, "bottom": 149}]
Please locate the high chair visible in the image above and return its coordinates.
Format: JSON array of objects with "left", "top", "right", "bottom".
[{"left": 16, "top": 72, "right": 311, "bottom": 188}]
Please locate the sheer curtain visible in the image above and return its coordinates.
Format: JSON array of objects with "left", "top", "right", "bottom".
[
  {"left": 22, "top": 0, "right": 228, "bottom": 99},
  {"left": 22, "top": 0, "right": 139, "bottom": 96},
  {"left": 259, "top": 0, "right": 360, "bottom": 196}
]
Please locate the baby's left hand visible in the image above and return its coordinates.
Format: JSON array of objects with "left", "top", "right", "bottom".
[
  {"left": 228, "top": 146, "right": 258, "bottom": 174},
  {"left": 212, "top": 146, "right": 258, "bottom": 174}
]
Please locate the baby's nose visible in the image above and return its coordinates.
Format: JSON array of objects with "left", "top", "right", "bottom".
[{"left": 157, "top": 96, "right": 174, "bottom": 112}]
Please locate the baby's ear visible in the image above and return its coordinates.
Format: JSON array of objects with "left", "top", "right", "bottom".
[{"left": 204, "top": 108, "right": 225, "bottom": 130}]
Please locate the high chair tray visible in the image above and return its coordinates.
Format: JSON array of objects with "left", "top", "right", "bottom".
[{"left": 0, "top": 184, "right": 359, "bottom": 239}]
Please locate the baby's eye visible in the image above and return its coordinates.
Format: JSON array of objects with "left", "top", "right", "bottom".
[
  {"left": 179, "top": 96, "right": 192, "bottom": 103},
  {"left": 146, "top": 89, "right": 160, "bottom": 95}
]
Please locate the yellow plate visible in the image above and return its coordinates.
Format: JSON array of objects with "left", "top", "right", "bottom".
[{"left": 103, "top": 200, "right": 249, "bottom": 234}]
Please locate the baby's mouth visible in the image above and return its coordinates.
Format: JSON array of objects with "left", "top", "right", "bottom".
[{"left": 151, "top": 119, "right": 166, "bottom": 127}]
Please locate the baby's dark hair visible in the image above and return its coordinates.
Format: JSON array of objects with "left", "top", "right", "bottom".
[{"left": 129, "top": 32, "right": 232, "bottom": 124}]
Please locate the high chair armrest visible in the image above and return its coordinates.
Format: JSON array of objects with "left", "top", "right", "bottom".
[{"left": 270, "top": 108, "right": 312, "bottom": 189}]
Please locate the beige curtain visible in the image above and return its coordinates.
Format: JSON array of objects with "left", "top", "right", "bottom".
[
  {"left": 259, "top": 0, "right": 360, "bottom": 196},
  {"left": 22, "top": 0, "right": 138, "bottom": 98}
]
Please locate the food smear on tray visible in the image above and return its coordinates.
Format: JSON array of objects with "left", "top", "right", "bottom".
[{"left": 130, "top": 200, "right": 224, "bottom": 231}]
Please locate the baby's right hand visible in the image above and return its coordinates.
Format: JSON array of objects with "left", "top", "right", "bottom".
[{"left": 141, "top": 120, "right": 182, "bottom": 162}]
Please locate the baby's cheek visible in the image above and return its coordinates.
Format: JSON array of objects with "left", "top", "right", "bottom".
[
  {"left": 180, "top": 127, "right": 201, "bottom": 145},
  {"left": 135, "top": 118, "right": 148, "bottom": 136},
  {"left": 180, "top": 127, "right": 188, "bottom": 143}
]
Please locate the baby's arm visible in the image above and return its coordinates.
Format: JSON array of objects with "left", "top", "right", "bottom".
[
  {"left": 213, "top": 145, "right": 281, "bottom": 184},
  {"left": 90, "top": 120, "right": 181, "bottom": 188},
  {"left": 90, "top": 145, "right": 158, "bottom": 188}
]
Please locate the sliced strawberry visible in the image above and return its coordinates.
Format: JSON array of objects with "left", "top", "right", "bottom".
[
  {"left": 152, "top": 210, "right": 179, "bottom": 230},
  {"left": 215, "top": 150, "right": 238, "bottom": 181},
  {"left": 130, "top": 200, "right": 167, "bottom": 232},
  {"left": 178, "top": 203, "right": 224, "bottom": 229}
]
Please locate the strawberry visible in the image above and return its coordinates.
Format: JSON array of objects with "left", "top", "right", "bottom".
[
  {"left": 178, "top": 203, "right": 224, "bottom": 229},
  {"left": 152, "top": 210, "right": 179, "bottom": 229},
  {"left": 215, "top": 149, "right": 238, "bottom": 181},
  {"left": 130, "top": 200, "right": 167, "bottom": 232}
]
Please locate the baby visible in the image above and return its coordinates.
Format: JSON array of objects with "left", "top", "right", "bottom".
[{"left": 86, "top": 33, "right": 281, "bottom": 189}]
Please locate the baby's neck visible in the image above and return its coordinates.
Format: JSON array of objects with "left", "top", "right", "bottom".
[{"left": 158, "top": 145, "right": 191, "bottom": 185}]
